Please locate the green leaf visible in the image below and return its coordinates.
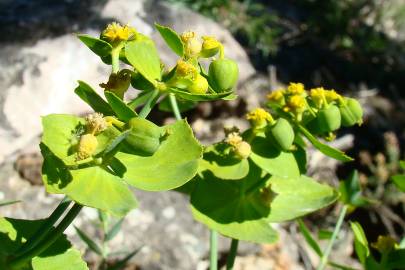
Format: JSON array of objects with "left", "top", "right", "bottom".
[
  {"left": 127, "top": 91, "right": 154, "bottom": 110},
  {"left": 0, "top": 217, "right": 88, "bottom": 270},
  {"left": 0, "top": 200, "right": 21, "bottom": 207},
  {"left": 107, "top": 246, "right": 142, "bottom": 270},
  {"left": 392, "top": 174, "right": 405, "bottom": 192},
  {"left": 41, "top": 144, "right": 138, "bottom": 217},
  {"left": 298, "top": 219, "right": 323, "bottom": 257},
  {"left": 318, "top": 229, "right": 334, "bottom": 240},
  {"left": 74, "top": 226, "right": 103, "bottom": 256},
  {"left": 125, "top": 39, "right": 161, "bottom": 84},
  {"left": 154, "top": 23, "right": 184, "bottom": 56},
  {"left": 199, "top": 143, "right": 249, "bottom": 180},
  {"left": 104, "top": 91, "right": 137, "bottom": 121},
  {"left": 399, "top": 160, "right": 405, "bottom": 170},
  {"left": 77, "top": 34, "right": 112, "bottom": 58},
  {"left": 249, "top": 133, "right": 300, "bottom": 178},
  {"left": 350, "top": 221, "right": 369, "bottom": 264},
  {"left": 168, "top": 87, "right": 234, "bottom": 101},
  {"left": 298, "top": 125, "right": 353, "bottom": 162},
  {"left": 329, "top": 261, "right": 359, "bottom": 270},
  {"left": 386, "top": 249, "right": 405, "bottom": 268},
  {"left": 74, "top": 81, "right": 114, "bottom": 116},
  {"left": 339, "top": 170, "right": 371, "bottom": 207},
  {"left": 105, "top": 219, "right": 124, "bottom": 242},
  {"left": 190, "top": 161, "right": 337, "bottom": 243},
  {"left": 116, "top": 119, "right": 202, "bottom": 191}
]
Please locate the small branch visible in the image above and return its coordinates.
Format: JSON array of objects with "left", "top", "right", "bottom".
[
  {"left": 226, "top": 239, "right": 239, "bottom": 270},
  {"left": 169, "top": 93, "right": 182, "bottom": 120},
  {"left": 138, "top": 89, "right": 159, "bottom": 119},
  {"left": 210, "top": 230, "right": 218, "bottom": 270}
]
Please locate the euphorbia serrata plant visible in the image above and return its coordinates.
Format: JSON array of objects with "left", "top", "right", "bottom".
[{"left": 0, "top": 21, "right": 363, "bottom": 270}]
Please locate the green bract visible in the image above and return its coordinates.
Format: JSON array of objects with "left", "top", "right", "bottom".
[
  {"left": 208, "top": 58, "right": 239, "bottom": 92},
  {"left": 190, "top": 161, "right": 338, "bottom": 243},
  {"left": 116, "top": 119, "right": 202, "bottom": 191},
  {"left": 265, "top": 118, "right": 295, "bottom": 151}
]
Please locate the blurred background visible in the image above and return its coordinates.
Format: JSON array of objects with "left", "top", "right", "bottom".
[{"left": 0, "top": 0, "right": 404, "bottom": 269}]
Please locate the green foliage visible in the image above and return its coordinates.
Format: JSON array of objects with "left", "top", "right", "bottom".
[{"left": 0, "top": 218, "right": 88, "bottom": 270}]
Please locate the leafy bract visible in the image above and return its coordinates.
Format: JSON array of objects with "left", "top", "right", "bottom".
[
  {"left": 104, "top": 91, "right": 137, "bottom": 121},
  {"left": 198, "top": 144, "right": 249, "bottom": 180},
  {"left": 74, "top": 81, "right": 114, "bottom": 116},
  {"left": 392, "top": 174, "right": 405, "bottom": 192},
  {"left": 190, "top": 162, "right": 337, "bottom": 243},
  {"left": 0, "top": 217, "right": 88, "bottom": 270},
  {"left": 155, "top": 23, "right": 184, "bottom": 56},
  {"left": 116, "top": 119, "right": 202, "bottom": 191},
  {"left": 77, "top": 34, "right": 112, "bottom": 58},
  {"left": 41, "top": 146, "right": 138, "bottom": 217},
  {"left": 41, "top": 114, "right": 122, "bottom": 165},
  {"left": 298, "top": 125, "right": 353, "bottom": 162},
  {"left": 248, "top": 133, "right": 301, "bottom": 178},
  {"left": 168, "top": 87, "right": 235, "bottom": 101},
  {"left": 125, "top": 38, "right": 161, "bottom": 84}
]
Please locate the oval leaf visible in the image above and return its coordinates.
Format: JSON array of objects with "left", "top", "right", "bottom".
[
  {"left": 74, "top": 81, "right": 114, "bottom": 116},
  {"left": 169, "top": 87, "right": 234, "bottom": 101},
  {"left": 125, "top": 38, "right": 161, "bottom": 84},
  {"left": 116, "top": 119, "right": 202, "bottom": 191},
  {"left": 77, "top": 34, "right": 112, "bottom": 58},
  {"left": 155, "top": 23, "right": 184, "bottom": 56},
  {"left": 105, "top": 91, "right": 137, "bottom": 121}
]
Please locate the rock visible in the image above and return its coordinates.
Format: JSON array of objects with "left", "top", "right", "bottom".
[{"left": 0, "top": 0, "right": 255, "bottom": 164}]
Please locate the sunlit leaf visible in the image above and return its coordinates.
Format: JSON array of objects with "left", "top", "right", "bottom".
[{"left": 155, "top": 23, "right": 184, "bottom": 56}]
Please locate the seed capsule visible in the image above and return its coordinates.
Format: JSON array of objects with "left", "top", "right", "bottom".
[
  {"left": 265, "top": 118, "right": 295, "bottom": 151},
  {"left": 125, "top": 117, "right": 162, "bottom": 156},
  {"left": 317, "top": 105, "right": 341, "bottom": 133},
  {"left": 234, "top": 141, "right": 251, "bottom": 159},
  {"left": 189, "top": 74, "right": 208, "bottom": 94},
  {"left": 208, "top": 58, "right": 239, "bottom": 92},
  {"left": 340, "top": 98, "right": 363, "bottom": 127}
]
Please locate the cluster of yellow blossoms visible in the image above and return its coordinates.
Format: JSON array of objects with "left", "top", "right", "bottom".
[
  {"left": 180, "top": 31, "right": 222, "bottom": 58},
  {"left": 246, "top": 108, "right": 274, "bottom": 128},
  {"left": 102, "top": 22, "right": 137, "bottom": 43}
]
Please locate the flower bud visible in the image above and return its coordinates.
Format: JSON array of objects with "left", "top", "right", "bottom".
[
  {"left": 339, "top": 98, "right": 363, "bottom": 127},
  {"left": 317, "top": 105, "right": 341, "bottom": 133},
  {"left": 125, "top": 117, "right": 162, "bottom": 156},
  {"left": 265, "top": 118, "right": 295, "bottom": 151},
  {"left": 189, "top": 74, "right": 208, "bottom": 94},
  {"left": 286, "top": 82, "right": 305, "bottom": 95},
  {"left": 371, "top": 235, "right": 398, "bottom": 254},
  {"left": 267, "top": 89, "right": 285, "bottom": 107},
  {"left": 200, "top": 36, "right": 221, "bottom": 58},
  {"left": 208, "top": 58, "right": 239, "bottom": 92},
  {"left": 77, "top": 134, "right": 98, "bottom": 160}
]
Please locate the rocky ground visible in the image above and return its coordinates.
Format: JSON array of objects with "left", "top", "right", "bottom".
[{"left": 0, "top": 0, "right": 372, "bottom": 269}]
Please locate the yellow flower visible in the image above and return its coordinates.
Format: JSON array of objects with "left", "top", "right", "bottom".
[
  {"left": 102, "top": 22, "right": 137, "bottom": 43},
  {"left": 267, "top": 89, "right": 285, "bottom": 103},
  {"left": 200, "top": 36, "right": 221, "bottom": 57},
  {"left": 176, "top": 60, "right": 197, "bottom": 78},
  {"left": 85, "top": 113, "right": 107, "bottom": 135},
  {"left": 371, "top": 236, "right": 398, "bottom": 254},
  {"left": 324, "top": 89, "right": 342, "bottom": 103},
  {"left": 77, "top": 134, "right": 98, "bottom": 160},
  {"left": 310, "top": 87, "right": 326, "bottom": 108},
  {"left": 181, "top": 31, "right": 202, "bottom": 57},
  {"left": 287, "top": 82, "right": 305, "bottom": 95},
  {"left": 284, "top": 95, "right": 306, "bottom": 113},
  {"left": 225, "top": 132, "right": 243, "bottom": 147},
  {"left": 246, "top": 108, "right": 273, "bottom": 127}
]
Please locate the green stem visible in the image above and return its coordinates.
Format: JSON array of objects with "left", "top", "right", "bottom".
[
  {"left": 316, "top": 205, "right": 348, "bottom": 270},
  {"left": 138, "top": 89, "right": 159, "bottom": 118},
  {"left": 226, "top": 239, "right": 239, "bottom": 270},
  {"left": 9, "top": 203, "right": 83, "bottom": 269},
  {"left": 111, "top": 45, "right": 123, "bottom": 74},
  {"left": 210, "top": 230, "right": 218, "bottom": 270},
  {"left": 169, "top": 93, "right": 182, "bottom": 120},
  {"left": 15, "top": 196, "right": 72, "bottom": 256}
]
